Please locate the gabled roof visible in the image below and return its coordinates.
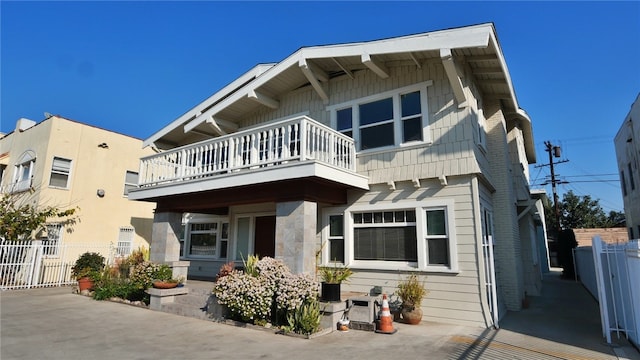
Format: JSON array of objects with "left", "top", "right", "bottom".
[{"left": 145, "top": 23, "right": 535, "bottom": 162}]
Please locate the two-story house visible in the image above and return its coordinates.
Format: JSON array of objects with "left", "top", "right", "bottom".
[
  {"left": 615, "top": 93, "right": 640, "bottom": 240},
  {"left": 0, "top": 115, "right": 157, "bottom": 273},
  {"left": 129, "top": 23, "right": 547, "bottom": 328}
]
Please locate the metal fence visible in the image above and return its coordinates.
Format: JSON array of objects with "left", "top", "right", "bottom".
[
  {"left": 0, "top": 240, "right": 123, "bottom": 290},
  {"left": 575, "top": 237, "right": 639, "bottom": 347}
]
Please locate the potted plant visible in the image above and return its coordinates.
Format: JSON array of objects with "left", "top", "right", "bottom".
[
  {"left": 396, "top": 273, "right": 428, "bottom": 324},
  {"left": 72, "top": 252, "right": 106, "bottom": 292},
  {"left": 318, "top": 263, "right": 353, "bottom": 302},
  {"left": 151, "top": 264, "right": 180, "bottom": 289}
]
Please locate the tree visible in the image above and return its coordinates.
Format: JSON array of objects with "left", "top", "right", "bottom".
[
  {"left": 0, "top": 190, "right": 78, "bottom": 241},
  {"left": 545, "top": 190, "right": 625, "bottom": 236}
]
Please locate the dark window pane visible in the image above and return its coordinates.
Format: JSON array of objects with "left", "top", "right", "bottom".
[
  {"left": 342, "top": 130, "right": 353, "bottom": 138},
  {"left": 354, "top": 213, "right": 363, "bottom": 224},
  {"left": 427, "top": 210, "right": 446, "bottom": 235},
  {"left": 361, "top": 123, "right": 394, "bottom": 150},
  {"left": 360, "top": 98, "right": 393, "bottom": 126},
  {"left": 403, "top": 117, "right": 423, "bottom": 142},
  {"left": 354, "top": 226, "right": 417, "bottom": 261},
  {"left": 337, "top": 108, "right": 352, "bottom": 131},
  {"left": 220, "top": 240, "right": 228, "bottom": 258},
  {"left": 401, "top": 91, "right": 421, "bottom": 117},
  {"left": 329, "top": 215, "right": 343, "bottom": 237},
  {"left": 373, "top": 212, "right": 383, "bottom": 223},
  {"left": 363, "top": 213, "right": 373, "bottom": 223},
  {"left": 406, "top": 210, "right": 416, "bottom": 222},
  {"left": 329, "top": 239, "right": 345, "bottom": 263},
  {"left": 394, "top": 211, "right": 405, "bottom": 222},
  {"left": 428, "top": 238, "right": 449, "bottom": 265},
  {"left": 222, "top": 223, "right": 229, "bottom": 238},
  {"left": 383, "top": 212, "right": 394, "bottom": 223},
  {"left": 189, "top": 233, "right": 216, "bottom": 256}
]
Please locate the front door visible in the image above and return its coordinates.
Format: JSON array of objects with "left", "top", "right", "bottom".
[{"left": 253, "top": 215, "right": 276, "bottom": 258}]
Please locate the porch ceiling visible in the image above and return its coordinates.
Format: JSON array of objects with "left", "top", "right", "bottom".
[{"left": 150, "top": 177, "right": 359, "bottom": 214}]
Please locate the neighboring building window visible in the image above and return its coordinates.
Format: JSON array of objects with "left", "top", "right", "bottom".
[
  {"left": 117, "top": 227, "right": 134, "bottom": 257},
  {"left": 13, "top": 158, "right": 35, "bottom": 193},
  {"left": 330, "top": 82, "right": 431, "bottom": 151},
  {"left": 186, "top": 220, "right": 229, "bottom": 258},
  {"left": 43, "top": 223, "right": 62, "bottom": 256},
  {"left": 123, "top": 171, "right": 138, "bottom": 196},
  {"left": 628, "top": 163, "right": 635, "bottom": 191},
  {"left": 49, "top": 157, "right": 72, "bottom": 188},
  {"left": 324, "top": 200, "right": 457, "bottom": 272},
  {"left": 621, "top": 171, "right": 627, "bottom": 197}
]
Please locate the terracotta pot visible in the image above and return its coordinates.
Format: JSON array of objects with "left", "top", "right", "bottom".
[
  {"left": 77, "top": 277, "right": 94, "bottom": 292},
  {"left": 401, "top": 304, "right": 423, "bottom": 325},
  {"left": 153, "top": 281, "right": 178, "bottom": 289}
]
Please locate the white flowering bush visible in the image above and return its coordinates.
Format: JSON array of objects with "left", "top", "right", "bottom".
[
  {"left": 212, "top": 257, "right": 320, "bottom": 332},
  {"left": 276, "top": 273, "right": 318, "bottom": 312},
  {"left": 129, "top": 261, "right": 162, "bottom": 289}
]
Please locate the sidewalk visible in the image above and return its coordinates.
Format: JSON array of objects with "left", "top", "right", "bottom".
[{"left": 1, "top": 270, "right": 638, "bottom": 360}]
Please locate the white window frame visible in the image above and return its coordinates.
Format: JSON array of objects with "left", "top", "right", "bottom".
[
  {"left": 12, "top": 152, "right": 36, "bottom": 193},
  {"left": 49, "top": 156, "right": 72, "bottom": 189},
  {"left": 184, "top": 216, "right": 229, "bottom": 259},
  {"left": 123, "top": 171, "right": 139, "bottom": 196},
  {"left": 328, "top": 81, "right": 432, "bottom": 153},
  {"left": 322, "top": 199, "right": 458, "bottom": 273},
  {"left": 322, "top": 211, "right": 346, "bottom": 264},
  {"left": 117, "top": 227, "right": 135, "bottom": 257},
  {"left": 43, "top": 223, "right": 63, "bottom": 257}
]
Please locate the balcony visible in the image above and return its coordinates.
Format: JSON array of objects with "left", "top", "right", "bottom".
[{"left": 129, "top": 116, "right": 368, "bottom": 202}]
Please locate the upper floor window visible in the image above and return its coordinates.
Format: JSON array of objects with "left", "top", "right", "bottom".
[
  {"left": 123, "top": 171, "right": 138, "bottom": 196},
  {"left": 628, "top": 163, "right": 635, "bottom": 191},
  {"left": 621, "top": 170, "right": 628, "bottom": 197},
  {"left": 49, "top": 157, "right": 72, "bottom": 188},
  {"left": 330, "top": 82, "right": 431, "bottom": 152},
  {"left": 12, "top": 151, "right": 36, "bottom": 193}
]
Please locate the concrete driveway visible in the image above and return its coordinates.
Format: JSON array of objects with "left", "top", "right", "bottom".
[{"left": 1, "top": 270, "right": 638, "bottom": 360}]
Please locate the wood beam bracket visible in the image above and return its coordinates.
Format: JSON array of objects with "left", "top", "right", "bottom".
[
  {"left": 299, "top": 58, "right": 329, "bottom": 104},
  {"left": 440, "top": 48, "right": 468, "bottom": 108},
  {"left": 362, "top": 53, "right": 389, "bottom": 79},
  {"left": 248, "top": 89, "right": 279, "bottom": 109}
]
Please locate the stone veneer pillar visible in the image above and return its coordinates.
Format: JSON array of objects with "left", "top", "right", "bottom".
[
  {"left": 151, "top": 211, "right": 190, "bottom": 282},
  {"left": 275, "top": 201, "right": 317, "bottom": 274}
]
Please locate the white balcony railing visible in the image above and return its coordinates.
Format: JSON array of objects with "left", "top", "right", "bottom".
[{"left": 138, "top": 116, "right": 356, "bottom": 188}]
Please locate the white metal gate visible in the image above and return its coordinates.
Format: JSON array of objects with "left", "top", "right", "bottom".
[
  {"left": 482, "top": 209, "right": 500, "bottom": 328},
  {"left": 0, "top": 240, "right": 118, "bottom": 290},
  {"left": 592, "top": 236, "right": 639, "bottom": 347}
]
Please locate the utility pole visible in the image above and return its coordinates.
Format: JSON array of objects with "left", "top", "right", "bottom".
[{"left": 542, "top": 141, "right": 568, "bottom": 232}]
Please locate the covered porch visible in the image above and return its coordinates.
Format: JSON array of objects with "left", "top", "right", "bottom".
[{"left": 128, "top": 115, "right": 368, "bottom": 278}]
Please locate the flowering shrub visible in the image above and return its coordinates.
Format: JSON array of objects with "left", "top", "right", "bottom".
[
  {"left": 129, "top": 261, "right": 162, "bottom": 289},
  {"left": 276, "top": 273, "right": 318, "bottom": 312},
  {"left": 212, "top": 257, "right": 320, "bottom": 332}
]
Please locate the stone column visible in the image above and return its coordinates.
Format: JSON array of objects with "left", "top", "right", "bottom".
[
  {"left": 275, "top": 201, "right": 317, "bottom": 274},
  {"left": 151, "top": 211, "right": 190, "bottom": 282}
]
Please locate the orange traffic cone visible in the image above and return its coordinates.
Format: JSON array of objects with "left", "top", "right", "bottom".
[{"left": 375, "top": 294, "right": 397, "bottom": 334}]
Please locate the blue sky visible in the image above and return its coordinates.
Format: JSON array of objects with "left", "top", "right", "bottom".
[{"left": 1, "top": 1, "right": 639, "bottom": 213}]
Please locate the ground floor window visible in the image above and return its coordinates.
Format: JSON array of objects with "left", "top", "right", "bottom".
[
  {"left": 117, "top": 227, "right": 134, "bottom": 257},
  {"left": 323, "top": 200, "right": 457, "bottom": 272},
  {"left": 43, "top": 223, "right": 62, "bottom": 256},
  {"left": 186, "top": 219, "right": 229, "bottom": 259}
]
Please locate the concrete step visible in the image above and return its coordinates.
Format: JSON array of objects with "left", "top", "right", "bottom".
[
  {"left": 174, "top": 292, "right": 211, "bottom": 307},
  {"left": 161, "top": 302, "right": 211, "bottom": 321}
]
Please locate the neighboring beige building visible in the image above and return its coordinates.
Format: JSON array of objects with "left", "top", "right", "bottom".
[
  {"left": 130, "top": 23, "right": 548, "bottom": 328},
  {"left": 573, "top": 228, "right": 629, "bottom": 247},
  {"left": 615, "top": 93, "right": 640, "bottom": 239},
  {"left": 0, "top": 115, "right": 156, "bottom": 259}
]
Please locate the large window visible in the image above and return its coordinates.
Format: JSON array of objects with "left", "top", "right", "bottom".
[
  {"left": 323, "top": 200, "right": 457, "bottom": 272},
  {"left": 186, "top": 220, "right": 229, "bottom": 258},
  {"left": 123, "top": 171, "right": 138, "bottom": 196},
  {"left": 330, "top": 82, "right": 431, "bottom": 151},
  {"left": 353, "top": 210, "right": 417, "bottom": 262},
  {"left": 49, "top": 157, "right": 72, "bottom": 188}
]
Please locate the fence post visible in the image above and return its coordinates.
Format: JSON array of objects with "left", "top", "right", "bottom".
[
  {"left": 29, "top": 240, "right": 44, "bottom": 288},
  {"left": 592, "top": 236, "right": 611, "bottom": 343}
]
